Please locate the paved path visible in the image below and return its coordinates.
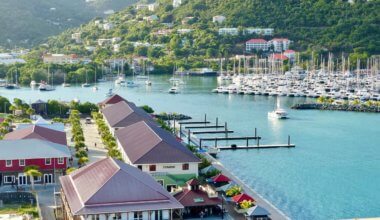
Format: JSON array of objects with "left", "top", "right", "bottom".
[
  {"left": 202, "top": 153, "right": 289, "bottom": 220},
  {"left": 65, "top": 120, "right": 107, "bottom": 166}
]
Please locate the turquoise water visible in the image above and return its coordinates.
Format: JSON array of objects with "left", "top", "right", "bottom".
[{"left": 2, "top": 75, "right": 380, "bottom": 219}]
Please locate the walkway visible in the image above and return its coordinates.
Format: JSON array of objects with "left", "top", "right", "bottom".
[{"left": 201, "top": 153, "right": 289, "bottom": 220}]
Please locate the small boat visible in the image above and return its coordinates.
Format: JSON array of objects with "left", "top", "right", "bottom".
[
  {"left": 145, "top": 80, "right": 152, "bottom": 86},
  {"left": 30, "top": 80, "right": 37, "bottom": 87},
  {"left": 5, "top": 84, "right": 19, "bottom": 89},
  {"left": 268, "top": 109, "right": 288, "bottom": 119},
  {"left": 93, "top": 86, "right": 98, "bottom": 91},
  {"left": 82, "top": 70, "right": 91, "bottom": 87},
  {"left": 127, "top": 80, "right": 138, "bottom": 87},
  {"left": 39, "top": 81, "right": 55, "bottom": 91},
  {"left": 168, "top": 86, "right": 179, "bottom": 94},
  {"left": 62, "top": 83, "right": 71, "bottom": 87}
]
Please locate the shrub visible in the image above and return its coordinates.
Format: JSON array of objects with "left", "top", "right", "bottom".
[
  {"left": 239, "top": 200, "right": 254, "bottom": 209},
  {"left": 226, "top": 186, "right": 242, "bottom": 197}
]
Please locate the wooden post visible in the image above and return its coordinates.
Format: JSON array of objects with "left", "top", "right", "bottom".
[
  {"left": 199, "top": 139, "right": 202, "bottom": 149},
  {"left": 257, "top": 137, "right": 260, "bottom": 147},
  {"left": 246, "top": 137, "right": 249, "bottom": 148},
  {"left": 225, "top": 122, "right": 228, "bottom": 138},
  {"left": 188, "top": 129, "right": 191, "bottom": 145},
  {"left": 179, "top": 124, "right": 182, "bottom": 138},
  {"left": 216, "top": 117, "right": 219, "bottom": 127},
  {"left": 173, "top": 117, "right": 176, "bottom": 135},
  {"left": 254, "top": 128, "right": 257, "bottom": 138},
  {"left": 204, "top": 114, "right": 207, "bottom": 124},
  {"left": 215, "top": 138, "right": 218, "bottom": 148},
  {"left": 288, "top": 135, "right": 290, "bottom": 146}
]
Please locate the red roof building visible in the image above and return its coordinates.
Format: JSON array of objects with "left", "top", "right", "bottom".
[
  {"left": 232, "top": 193, "right": 255, "bottom": 203},
  {"left": 4, "top": 125, "right": 67, "bottom": 145},
  {"left": 246, "top": 39, "right": 269, "bottom": 52},
  {"left": 60, "top": 158, "right": 183, "bottom": 220},
  {"left": 98, "top": 94, "right": 128, "bottom": 108},
  {"left": 173, "top": 179, "right": 222, "bottom": 218},
  {"left": 269, "top": 53, "right": 289, "bottom": 61}
]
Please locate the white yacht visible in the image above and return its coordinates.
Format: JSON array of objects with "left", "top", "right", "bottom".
[
  {"left": 268, "top": 108, "right": 289, "bottom": 119},
  {"left": 30, "top": 80, "right": 37, "bottom": 87},
  {"left": 168, "top": 86, "right": 179, "bottom": 94},
  {"left": 39, "top": 81, "right": 55, "bottom": 91}
]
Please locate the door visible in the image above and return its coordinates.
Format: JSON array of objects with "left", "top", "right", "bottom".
[
  {"left": 18, "top": 175, "right": 27, "bottom": 185},
  {"left": 44, "top": 174, "right": 53, "bottom": 184}
]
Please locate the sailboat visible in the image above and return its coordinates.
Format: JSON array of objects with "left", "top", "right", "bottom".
[
  {"left": 5, "top": 70, "right": 20, "bottom": 89},
  {"left": 93, "top": 67, "right": 98, "bottom": 91},
  {"left": 39, "top": 66, "right": 55, "bottom": 91},
  {"left": 62, "top": 72, "right": 71, "bottom": 87},
  {"left": 81, "top": 70, "right": 91, "bottom": 87},
  {"left": 127, "top": 69, "right": 138, "bottom": 88},
  {"left": 145, "top": 62, "right": 152, "bottom": 86},
  {"left": 268, "top": 98, "right": 288, "bottom": 119}
]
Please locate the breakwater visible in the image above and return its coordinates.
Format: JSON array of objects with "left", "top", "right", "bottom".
[{"left": 292, "top": 103, "right": 380, "bottom": 113}]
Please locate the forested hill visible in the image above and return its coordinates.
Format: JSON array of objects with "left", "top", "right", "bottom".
[{"left": 0, "top": 0, "right": 136, "bottom": 48}]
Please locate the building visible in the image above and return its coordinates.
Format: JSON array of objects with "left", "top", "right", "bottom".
[
  {"left": 148, "top": 3, "right": 159, "bottom": 11},
  {"left": 284, "top": 50, "right": 296, "bottom": 62},
  {"left": 268, "top": 53, "right": 289, "bottom": 62},
  {"left": 103, "top": 23, "right": 113, "bottom": 31},
  {"left": 173, "top": 179, "right": 222, "bottom": 218},
  {"left": 212, "top": 15, "right": 226, "bottom": 24},
  {"left": 135, "top": 4, "right": 148, "bottom": 10},
  {"left": 114, "top": 121, "right": 200, "bottom": 190},
  {"left": 173, "top": 0, "right": 182, "bottom": 8},
  {"left": 60, "top": 157, "right": 183, "bottom": 220},
  {"left": 113, "top": 44, "right": 120, "bottom": 53},
  {"left": 0, "top": 53, "right": 26, "bottom": 65},
  {"left": 98, "top": 94, "right": 128, "bottom": 109},
  {"left": 0, "top": 139, "right": 71, "bottom": 186},
  {"left": 31, "top": 99, "right": 48, "bottom": 115},
  {"left": 42, "top": 54, "right": 81, "bottom": 64},
  {"left": 71, "top": 32, "right": 81, "bottom": 43},
  {"left": 4, "top": 125, "right": 67, "bottom": 145},
  {"left": 246, "top": 39, "right": 269, "bottom": 52},
  {"left": 244, "top": 28, "right": 274, "bottom": 36},
  {"left": 269, "top": 38, "right": 290, "bottom": 52},
  {"left": 177, "top": 29, "right": 192, "bottom": 34},
  {"left": 101, "top": 100, "right": 155, "bottom": 133},
  {"left": 97, "top": 38, "right": 112, "bottom": 46},
  {"left": 143, "top": 15, "right": 159, "bottom": 23},
  {"left": 218, "top": 28, "right": 238, "bottom": 36}
]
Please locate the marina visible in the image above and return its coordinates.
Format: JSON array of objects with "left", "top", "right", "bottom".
[{"left": 0, "top": 75, "right": 379, "bottom": 219}]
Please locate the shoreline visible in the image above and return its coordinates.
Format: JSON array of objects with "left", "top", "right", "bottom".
[
  {"left": 292, "top": 103, "right": 380, "bottom": 113},
  {"left": 201, "top": 152, "right": 290, "bottom": 220}
]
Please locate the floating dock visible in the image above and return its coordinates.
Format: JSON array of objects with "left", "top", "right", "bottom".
[{"left": 218, "top": 144, "right": 295, "bottom": 150}]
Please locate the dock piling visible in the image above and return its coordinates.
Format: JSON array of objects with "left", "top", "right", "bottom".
[
  {"left": 187, "top": 129, "right": 191, "bottom": 145},
  {"left": 288, "top": 135, "right": 290, "bottom": 146},
  {"left": 216, "top": 117, "right": 219, "bottom": 127},
  {"left": 254, "top": 128, "right": 257, "bottom": 138}
]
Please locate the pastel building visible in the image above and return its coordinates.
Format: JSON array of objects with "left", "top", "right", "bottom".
[
  {"left": 270, "top": 38, "right": 291, "bottom": 52},
  {"left": 246, "top": 39, "right": 269, "bottom": 51},
  {"left": 60, "top": 158, "right": 183, "bottom": 220}
]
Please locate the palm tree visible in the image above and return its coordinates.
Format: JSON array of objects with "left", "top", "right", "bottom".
[
  {"left": 26, "top": 108, "right": 35, "bottom": 117},
  {"left": 78, "top": 156, "right": 89, "bottom": 167},
  {"left": 24, "top": 165, "right": 42, "bottom": 191}
]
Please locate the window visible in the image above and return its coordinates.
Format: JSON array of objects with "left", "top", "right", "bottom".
[
  {"left": 182, "top": 163, "right": 189, "bottom": 170},
  {"left": 137, "top": 165, "right": 142, "bottom": 170},
  {"left": 33, "top": 176, "right": 41, "bottom": 182},
  {"left": 45, "top": 158, "right": 51, "bottom": 165},
  {"left": 149, "top": 165, "right": 156, "bottom": 172},
  {"left": 58, "top": 158, "right": 64, "bottom": 164},
  {"left": 113, "top": 213, "right": 122, "bottom": 220},
  {"left": 6, "top": 160, "right": 12, "bottom": 167},
  {"left": 4, "top": 176, "right": 15, "bottom": 183},
  {"left": 134, "top": 211, "right": 143, "bottom": 220},
  {"left": 19, "top": 159, "right": 25, "bottom": 166}
]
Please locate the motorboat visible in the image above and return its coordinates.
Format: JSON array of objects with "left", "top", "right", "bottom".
[
  {"left": 105, "top": 89, "right": 114, "bottom": 97},
  {"left": 81, "top": 83, "right": 91, "bottom": 88},
  {"left": 39, "top": 81, "right": 55, "bottom": 91},
  {"left": 268, "top": 108, "right": 289, "bottom": 119},
  {"left": 62, "top": 83, "right": 71, "bottom": 87},
  {"left": 30, "top": 80, "right": 37, "bottom": 87},
  {"left": 168, "top": 86, "right": 179, "bottom": 94}
]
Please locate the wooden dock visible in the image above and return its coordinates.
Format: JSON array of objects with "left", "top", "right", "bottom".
[
  {"left": 218, "top": 144, "right": 295, "bottom": 150},
  {"left": 192, "top": 130, "right": 234, "bottom": 134},
  {"left": 184, "top": 125, "right": 225, "bottom": 129}
]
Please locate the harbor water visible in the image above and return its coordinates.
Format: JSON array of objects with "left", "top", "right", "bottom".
[{"left": 2, "top": 75, "right": 380, "bottom": 219}]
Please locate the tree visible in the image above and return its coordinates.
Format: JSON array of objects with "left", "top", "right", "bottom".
[
  {"left": 24, "top": 165, "right": 42, "bottom": 191},
  {"left": 26, "top": 108, "right": 35, "bottom": 117},
  {"left": 78, "top": 156, "right": 89, "bottom": 167}
]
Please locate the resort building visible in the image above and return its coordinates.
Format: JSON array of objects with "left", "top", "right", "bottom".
[
  {"left": 143, "top": 15, "right": 159, "bottom": 23},
  {"left": 135, "top": 4, "right": 148, "bottom": 10},
  {"left": 148, "top": 3, "right": 159, "bottom": 11},
  {"left": 177, "top": 29, "right": 192, "bottom": 34},
  {"left": 218, "top": 28, "right": 239, "bottom": 36},
  {"left": 0, "top": 139, "right": 71, "bottom": 186},
  {"left": 31, "top": 99, "right": 48, "bottom": 115},
  {"left": 101, "top": 100, "right": 155, "bottom": 134},
  {"left": 42, "top": 53, "right": 81, "bottom": 64},
  {"left": 246, "top": 39, "right": 269, "bottom": 52},
  {"left": 244, "top": 28, "right": 274, "bottom": 36},
  {"left": 269, "top": 38, "right": 291, "bottom": 52},
  {"left": 71, "top": 32, "right": 81, "bottom": 43},
  {"left": 268, "top": 53, "right": 289, "bottom": 62},
  {"left": 97, "top": 38, "right": 112, "bottom": 46},
  {"left": 284, "top": 49, "right": 296, "bottom": 62},
  {"left": 173, "top": 179, "right": 222, "bottom": 218},
  {"left": 60, "top": 157, "right": 183, "bottom": 220},
  {"left": 212, "top": 15, "right": 226, "bottom": 24},
  {"left": 114, "top": 121, "right": 200, "bottom": 190},
  {"left": 103, "top": 23, "right": 114, "bottom": 31},
  {"left": 98, "top": 94, "right": 128, "bottom": 109},
  {"left": 0, "top": 53, "right": 26, "bottom": 65},
  {"left": 173, "top": 0, "right": 182, "bottom": 8}
]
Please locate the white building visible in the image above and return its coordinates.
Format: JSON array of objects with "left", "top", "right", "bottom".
[
  {"left": 173, "top": 0, "right": 182, "bottom": 8},
  {"left": 0, "top": 53, "right": 26, "bottom": 65},
  {"left": 97, "top": 38, "right": 112, "bottom": 46},
  {"left": 85, "top": 46, "right": 96, "bottom": 52},
  {"left": 135, "top": 4, "right": 148, "bottom": 10},
  {"left": 218, "top": 28, "right": 238, "bottom": 36},
  {"left": 71, "top": 32, "right": 82, "bottom": 43},
  {"left": 244, "top": 28, "right": 274, "bottom": 36},
  {"left": 270, "top": 38, "right": 291, "bottom": 52},
  {"left": 112, "top": 37, "right": 121, "bottom": 43},
  {"left": 245, "top": 39, "right": 269, "bottom": 51},
  {"left": 103, "top": 23, "right": 113, "bottom": 31},
  {"left": 42, "top": 54, "right": 79, "bottom": 64},
  {"left": 113, "top": 44, "right": 120, "bottom": 53},
  {"left": 177, "top": 29, "right": 192, "bottom": 34},
  {"left": 148, "top": 3, "right": 159, "bottom": 11},
  {"left": 284, "top": 50, "right": 296, "bottom": 61},
  {"left": 212, "top": 15, "right": 226, "bottom": 24}
]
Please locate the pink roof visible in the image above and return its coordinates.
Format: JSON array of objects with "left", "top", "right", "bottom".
[
  {"left": 232, "top": 193, "right": 255, "bottom": 203},
  {"left": 4, "top": 125, "right": 67, "bottom": 145},
  {"left": 174, "top": 188, "right": 221, "bottom": 207},
  {"left": 246, "top": 39, "right": 267, "bottom": 43},
  {"left": 270, "top": 53, "right": 289, "bottom": 60},
  {"left": 60, "top": 158, "right": 183, "bottom": 215},
  {"left": 212, "top": 174, "right": 230, "bottom": 183},
  {"left": 284, "top": 50, "right": 295, "bottom": 54}
]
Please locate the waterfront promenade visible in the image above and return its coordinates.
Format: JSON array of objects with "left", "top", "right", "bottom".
[{"left": 201, "top": 152, "right": 289, "bottom": 220}]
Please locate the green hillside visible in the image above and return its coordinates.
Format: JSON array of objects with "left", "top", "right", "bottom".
[{"left": 0, "top": 0, "right": 136, "bottom": 48}]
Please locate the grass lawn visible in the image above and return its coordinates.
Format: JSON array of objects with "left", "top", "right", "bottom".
[{"left": 0, "top": 204, "right": 39, "bottom": 219}]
